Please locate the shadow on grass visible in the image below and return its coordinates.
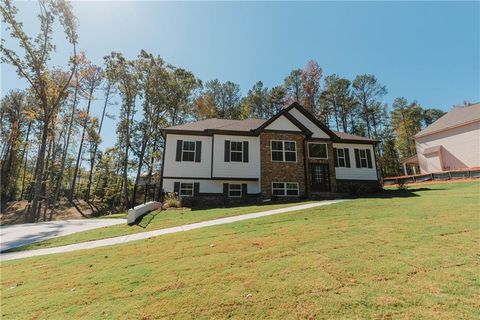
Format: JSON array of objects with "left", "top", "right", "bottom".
[
  {"left": 135, "top": 211, "right": 160, "bottom": 228},
  {"left": 363, "top": 187, "right": 445, "bottom": 199}
]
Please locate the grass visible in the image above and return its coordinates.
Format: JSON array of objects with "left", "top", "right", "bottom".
[
  {"left": 10, "top": 201, "right": 312, "bottom": 251},
  {"left": 1, "top": 181, "right": 479, "bottom": 319}
]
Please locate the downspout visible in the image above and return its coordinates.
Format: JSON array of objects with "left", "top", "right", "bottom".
[
  {"left": 158, "top": 133, "right": 167, "bottom": 202},
  {"left": 210, "top": 134, "right": 215, "bottom": 178},
  {"left": 303, "top": 136, "right": 310, "bottom": 198}
]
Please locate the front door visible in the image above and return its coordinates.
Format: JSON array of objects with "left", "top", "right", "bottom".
[{"left": 310, "top": 164, "right": 331, "bottom": 192}]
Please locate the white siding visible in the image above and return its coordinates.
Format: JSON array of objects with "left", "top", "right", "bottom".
[
  {"left": 333, "top": 143, "right": 378, "bottom": 180},
  {"left": 288, "top": 108, "right": 330, "bottom": 139},
  {"left": 212, "top": 134, "right": 261, "bottom": 179},
  {"left": 163, "top": 134, "right": 212, "bottom": 178},
  {"left": 416, "top": 121, "right": 480, "bottom": 173},
  {"left": 265, "top": 115, "right": 301, "bottom": 131},
  {"left": 163, "top": 179, "right": 260, "bottom": 194}
]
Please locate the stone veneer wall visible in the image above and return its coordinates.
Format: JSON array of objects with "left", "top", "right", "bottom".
[
  {"left": 260, "top": 132, "right": 307, "bottom": 197},
  {"left": 305, "top": 140, "right": 337, "bottom": 193}
]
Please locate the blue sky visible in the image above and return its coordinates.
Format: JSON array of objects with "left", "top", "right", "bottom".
[{"left": 2, "top": 1, "right": 479, "bottom": 149}]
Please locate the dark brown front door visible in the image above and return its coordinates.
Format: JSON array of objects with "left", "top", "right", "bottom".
[{"left": 310, "top": 164, "right": 330, "bottom": 192}]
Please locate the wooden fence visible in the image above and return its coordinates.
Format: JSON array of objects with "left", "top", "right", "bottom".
[{"left": 383, "top": 168, "right": 480, "bottom": 186}]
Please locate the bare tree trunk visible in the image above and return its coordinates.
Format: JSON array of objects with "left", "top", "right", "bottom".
[
  {"left": 29, "top": 116, "right": 49, "bottom": 222},
  {"left": 69, "top": 87, "right": 94, "bottom": 202},
  {"left": 85, "top": 84, "right": 110, "bottom": 202},
  {"left": 131, "top": 136, "right": 147, "bottom": 206},
  {"left": 19, "top": 121, "right": 32, "bottom": 200},
  {"left": 53, "top": 80, "right": 79, "bottom": 207}
]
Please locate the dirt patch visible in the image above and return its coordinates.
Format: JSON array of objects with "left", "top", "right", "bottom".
[{"left": 0, "top": 199, "right": 97, "bottom": 225}]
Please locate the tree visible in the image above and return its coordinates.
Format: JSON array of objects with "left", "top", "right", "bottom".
[
  {"left": 301, "top": 60, "right": 322, "bottom": 114},
  {"left": 70, "top": 55, "right": 103, "bottom": 201},
  {"left": 266, "top": 86, "right": 287, "bottom": 117},
  {"left": 130, "top": 50, "right": 169, "bottom": 207},
  {"left": 1, "top": 0, "right": 78, "bottom": 221},
  {"left": 391, "top": 97, "right": 423, "bottom": 159},
  {"left": 352, "top": 74, "right": 387, "bottom": 138},
  {"left": 194, "top": 79, "right": 242, "bottom": 119},
  {"left": 319, "top": 74, "right": 356, "bottom": 131},
  {"left": 243, "top": 81, "right": 269, "bottom": 119},
  {"left": 0, "top": 90, "right": 32, "bottom": 203},
  {"left": 422, "top": 108, "right": 445, "bottom": 127},
  {"left": 104, "top": 52, "right": 139, "bottom": 208},
  {"left": 284, "top": 69, "right": 305, "bottom": 104}
]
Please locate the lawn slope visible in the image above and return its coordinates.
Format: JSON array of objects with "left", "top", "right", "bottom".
[
  {"left": 1, "top": 181, "right": 479, "bottom": 319},
  {"left": 10, "top": 201, "right": 312, "bottom": 251}
]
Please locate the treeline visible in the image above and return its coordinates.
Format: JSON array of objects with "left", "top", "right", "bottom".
[{"left": 1, "top": 0, "right": 445, "bottom": 220}]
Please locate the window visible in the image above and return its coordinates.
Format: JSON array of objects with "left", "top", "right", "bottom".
[
  {"left": 228, "top": 184, "right": 242, "bottom": 198},
  {"left": 230, "top": 142, "right": 243, "bottom": 162},
  {"left": 272, "top": 182, "right": 299, "bottom": 196},
  {"left": 180, "top": 183, "right": 193, "bottom": 197},
  {"left": 271, "top": 140, "right": 297, "bottom": 162},
  {"left": 359, "top": 149, "right": 368, "bottom": 168},
  {"left": 337, "top": 148, "right": 346, "bottom": 167},
  {"left": 308, "top": 143, "right": 328, "bottom": 159},
  {"left": 182, "top": 141, "right": 196, "bottom": 162}
]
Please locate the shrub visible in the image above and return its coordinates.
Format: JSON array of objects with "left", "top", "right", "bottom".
[
  {"left": 397, "top": 180, "right": 408, "bottom": 191},
  {"left": 164, "top": 192, "right": 181, "bottom": 208}
]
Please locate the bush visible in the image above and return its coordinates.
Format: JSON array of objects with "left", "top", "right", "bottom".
[
  {"left": 397, "top": 180, "right": 408, "bottom": 191},
  {"left": 163, "top": 192, "right": 181, "bottom": 208}
]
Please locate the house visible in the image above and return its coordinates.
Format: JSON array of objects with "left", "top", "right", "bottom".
[
  {"left": 160, "top": 102, "right": 379, "bottom": 205},
  {"left": 413, "top": 103, "right": 480, "bottom": 174}
]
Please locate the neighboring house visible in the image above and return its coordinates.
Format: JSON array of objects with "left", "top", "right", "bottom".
[
  {"left": 160, "top": 102, "right": 379, "bottom": 204},
  {"left": 413, "top": 103, "right": 480, "bottom": 174}
]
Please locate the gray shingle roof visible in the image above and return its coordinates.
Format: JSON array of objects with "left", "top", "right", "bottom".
[
  {"left": 164, "top": 117, "right": 374, "bottom": 142},
  {"left": 415, "top": 103, "right": 480, "bottom": 138}
]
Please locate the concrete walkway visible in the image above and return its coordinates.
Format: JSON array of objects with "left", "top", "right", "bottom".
[
  {"left": 0, "top": 218, "right": 126, "bottom": 252},
  {"left": 1, "top": 200, "right": 348, "bottom": 261}
]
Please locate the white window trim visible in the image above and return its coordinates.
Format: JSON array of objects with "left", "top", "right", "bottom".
[
  {"left": 181, "top": 141, "right": 196, "bottom": 162},
  {"left": 228, "top": 183, "right": 242, "bottom": 198},
  {"left": 179, "top": 182, "right": 194, "bottom": 197},
  {"left": 229, "top": 141, "right": 244, "bottom": 162},
  {"left": 271, "top": 140, "right": 297, "bottom": 163},
  {"left": 308, "top": 142, "right": 328, "bottom": 159},
  {"left": 271, "top": 182, "right": 299, "bottom": 197},
  {"left": 359, "top": 149, "right": 368, "bottom": 168},
  {"left": 337, "top": 148, "right": 346, "bottom": 168}
]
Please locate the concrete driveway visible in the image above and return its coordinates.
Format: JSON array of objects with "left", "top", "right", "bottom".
[{"left": 0, "top": 218, "right": 126, "bottom": 252}]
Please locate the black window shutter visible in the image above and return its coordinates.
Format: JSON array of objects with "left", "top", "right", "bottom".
[
  {"left": 333, "top": 148, "right": 338, "bottom": 167},
  {"left": 175, "top": 140, "right": 183, "bottom": 161},
  {"left": 354, "top": 149, "right": 361, "bottom": 168},
  {"left": 195, "top": 141, "right": 202, "bottom": 162},
  {"left": 193, "top": 182, "right": 200, "bottom": 196},
  {"left": 224, "top": 140, "right": 230, "bottom": 162},
  {"left": 243, "top": 141, "right": 249, "bottom": 162},
  {"left": 242, "top": 183, "right": 248, "bottom": 198},
  {"left": 366, "top": 149, "right": 373, "bottom": 168},
  {"left": 344, "top": 148, "right": 351, "bottom": 168},
  {"left": 223, "top": 183, "right": 228, "bottom": 196},
  {"left": 173, "top": 182, "right": 180, "bottom": 194}
]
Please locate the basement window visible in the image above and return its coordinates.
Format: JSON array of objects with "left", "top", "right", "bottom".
[
  {"left": 180, "top": 183, "right": 193, "bottom": 197},
  {"left": 228, "top": 184, "right": 242, "bottom": 198},
  {"left": 272, "top": 182, "right": 299, "bottom": 196}
]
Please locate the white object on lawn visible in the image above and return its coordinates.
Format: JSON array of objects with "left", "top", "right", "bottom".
[{"left": 127, "top": 201, "right": 162, "bottom": 225}]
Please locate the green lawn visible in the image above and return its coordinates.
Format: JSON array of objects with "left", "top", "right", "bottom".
[
  {"left": 10, "top": 201, "right": 312, "bottom": 251},
  {"left": 2, "top": 181, "right": 479, "bottom": 319}
]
